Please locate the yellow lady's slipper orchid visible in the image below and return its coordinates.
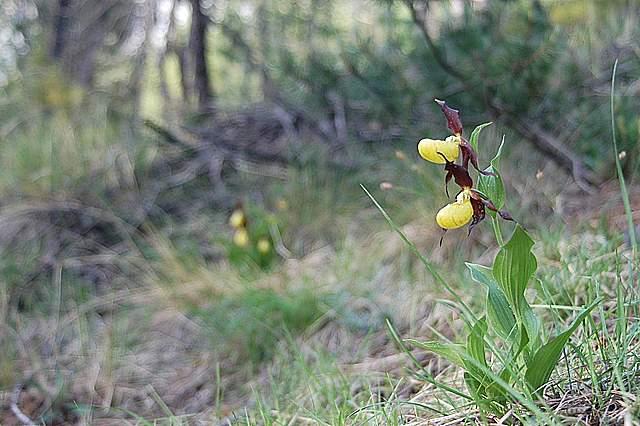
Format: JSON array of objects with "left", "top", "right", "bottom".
[
  {"left": 276, "top": 198, "right": 288, "bottom": 211},
  {"left": 257, "top": 238, "right": 271, "bottom": 254},
  {"left": 229, "top": 209, "right": 246, "bottom": 229},
  {"left": 436, "top": 190, "right": 474, "bottom": 229},
  {"left": 233, "top": 228, "right": 249, "bottom": 247},
  {"left": 418, "top": 135, "right": 461, "bottom": 164}
]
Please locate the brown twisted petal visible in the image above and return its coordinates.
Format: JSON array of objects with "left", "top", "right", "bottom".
[
  {"left": 438, "top": 152, "right": 473, "bottom": 197},
  {"left": 468, "top": 197, "right": 486, "bottom": 235},
  {"left": 459, "top": 139, "right": 496, "bottom": 177},
  {"left": 435, "top": 99, "right": 463, "bottom": 136},
  {"left": 433, "top": 99, "right": 494, "bottom": 176},
  {"left": 469, "top": 189, "right": 516, "bottom": 225}
]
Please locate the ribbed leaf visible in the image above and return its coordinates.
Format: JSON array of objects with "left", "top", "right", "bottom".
[
  {"left": 493, "top": 225, "right": 537, "bottom": 316},
  {"left": 478, "top": 138, "right": 505, "bottom": 212},
  {"left": 525, "top": 299, "right": 600, "bottom": 391},
  {"left": 496, "top": 324, "right": 529, "bottom": 388},
  {"left": 464, "top": 317, "right": 489, "bottom": 387},
  {"left": 519, "top": 297, "right": 541, "bottom": 354},
  {"left": 467, "top": 317, "right": 488, "bottom": 368},
  {"left": 466, "top": 263, "right": 517, "bottom": 342},
  {"left": 469, "top": 122, "right": 493, "bottom": 152}
]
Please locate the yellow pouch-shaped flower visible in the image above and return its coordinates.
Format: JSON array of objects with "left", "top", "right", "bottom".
[
  {"left": 257, "top": 238, "right": 271, "bottom": 254},
  {"left": 436, "top": 191, "right": 473, "bottom": 229},
  {"left": 418, "top": 135, "right": 460, "bottom": 164},
  {"left": 233, "top": 228, "right": 249, "bottom": 247},
  {"left": 229, "top": 210, "right": 246, "bottom": 229}
]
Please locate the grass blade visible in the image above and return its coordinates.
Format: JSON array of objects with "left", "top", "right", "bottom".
[
  {"left": 362, "top": 184, "right": 475, "bottom": 322},
  {"left": 610, "top": 59, "right": 637, "bottom": 260}
]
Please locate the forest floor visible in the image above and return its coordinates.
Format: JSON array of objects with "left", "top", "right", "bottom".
[{"left": 1, "top": 119, "right": 639, "bottom": 425}]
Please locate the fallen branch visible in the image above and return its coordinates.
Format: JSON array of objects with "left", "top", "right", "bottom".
[
  {"left": 496, "top": 110, "right": 599, "bottom": 190},
  {"left": 144, "top": 118, "right": 359, "bottom": 172},
  {"left": 11, "top": 380, "right": 37, "bottom": 426}
]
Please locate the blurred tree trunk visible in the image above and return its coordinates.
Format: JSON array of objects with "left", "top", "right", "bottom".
[
  {"left": 257, "top": 0, "right": 274, "bottom": 102},
  {"left": 189, "top": 0, "right": 213, "bottom": 113},
  {"left": 159, "top": 0, "right": 177, "bottom": 122},
  {"left": 177, "top": 46, "right": 193, "bottom": 107},
  {"left": 131, "top": 0, "right": 155, "bottom": 119},
  {"left": 47, "top": 0, "right": 134, "bottom": 88},
  {"left": 163, "top": 1, "right": 192, "bottom": 110},
  {"left": 51, "top": 0, "right": 71, "bottom": 60}
]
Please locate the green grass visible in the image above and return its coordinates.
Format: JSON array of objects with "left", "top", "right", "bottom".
[{"left": 1, "top": 93, "right": 639, "bottom": 425}]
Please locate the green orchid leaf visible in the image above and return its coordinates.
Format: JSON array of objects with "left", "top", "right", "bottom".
[
  {"left": 520, "top": 298, "right": 542, "bottom": 354},
  {"left": 464, "top": 317, "right": 490, "bottom": 387},
  {"left": 493, "top": 225, "right": 537, "bottom": 316},
  {"left": 525, "top": 299, "right": 600, "bottom": 392},
  {"left": 496, "top": 324, "right": 529, "bottom": 388},
  {"left": 469, "top": 122, "right": 493, "bottom": 152},
  {"left": 478, "top": 137, "right": 506, "bottom": 212},
  {"left": 467, "top": 317, "right": 488, "bottom": 369},
  {"left": 464, "top": 371, "right": 493, "bottom": 411},
  {"left": 464, "top": 371, "right": 483, "bottom": 400},
  {"left": 489, "top": 136, "right": 505, "bottom": 170},
  {"left": 466, "top": 263, "right": 517, "bottom": 343}
]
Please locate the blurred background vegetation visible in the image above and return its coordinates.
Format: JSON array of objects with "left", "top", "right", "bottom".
[{"left": 0, "top": 0, "right": 639, "bottom": 424}]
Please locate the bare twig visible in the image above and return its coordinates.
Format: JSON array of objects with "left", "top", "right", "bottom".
[{"left": 11, "top": 380, "right": 37, "bottom": 426}]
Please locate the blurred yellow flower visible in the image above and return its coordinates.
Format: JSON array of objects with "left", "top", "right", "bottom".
[
  {"left": 418, "top": 135, "right": 461, "bottom": 164},
  {"left": 229, "top": 210, "right": 246, "bottom": 229},
  {"left": 276, "top": 198, "right": 288, "bottom": 211},
  {"left": 257, "top": 238, "right": 271, "bottom": 254},
  {"left": 436, "top": 189, "right": 473, "bottom": 230},
  {"left": 233, "top": 228, "right": 249, "bottom": 247}
]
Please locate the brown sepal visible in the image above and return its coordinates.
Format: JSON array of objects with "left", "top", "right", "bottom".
[
  {"left": 435, "top": 99, "right": 463, "bottom": 136},
  {"left": 459, "top": 139, "right": 496, "bottom": 177},
  {"left": 470, "top": 189, "right": 516, "bottom": 223},
  {"left": 438, "top": 152, "right": 473, "bottom": 194},
  {"left": 468, "top": 197, "right": 486, "bottom": 235},
  {"left": 445, "top": 171, "right": 453, "bottom": 198}
]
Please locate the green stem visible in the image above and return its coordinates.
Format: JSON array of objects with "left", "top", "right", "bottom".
[
  {"left": 611, "top": 59, "right": 637, "bottom": 262},
  {"left": 492, "top": 215, "right": 504, "bottom": 246}
]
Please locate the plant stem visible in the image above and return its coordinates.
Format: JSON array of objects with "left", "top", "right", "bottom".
[
  {"left": 492, "top": 216, "right": 504, "bottom": 246},
  {"left": 610, "top": 59, "right": 637, "bottom": 263}
]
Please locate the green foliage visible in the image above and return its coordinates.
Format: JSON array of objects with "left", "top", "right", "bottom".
[
  {"left": 468, "top": 122, "right": 493, "bottom": 153},
  {"left": 492, "top": 225, "right": 538, "bottom": 319},
  {"left": 407, "top": 216, "right": 599, "bottom": 415},
  {"left": 466, "top": 264, "right": 516, "bottom": 342},
  {"left": 372, "top": 136, "right": 601, "bottom": 418},
  {"left": 224, "top": 203, "right": 280, "bottom": 272},
  {"left": 2, "top": 1, "right": 639, "bottom": 423},
  {"left": 477, "top": 137, "right": 506, "bottom": 213},
  {"left": 524, "top": 299, "right": 600, "bottom": 392},
  {"left": 193, "top": 287, "right": 324, "bottom": 364}
]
